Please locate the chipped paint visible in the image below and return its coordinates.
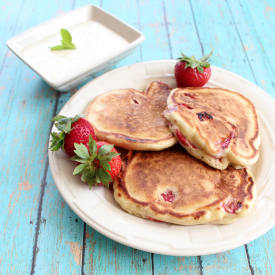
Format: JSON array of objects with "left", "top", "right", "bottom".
[
  {"left": 66, "top": 242, "right": 82, "bottom": 265},
  {"left": 61, "top": 199, "right": 65, "bottom": 208},
  {"left": 261, "top": 79, "right": 266, "bottom": 90},
  {"left": 56, "top": 9, "right": 64, "bottom": 15},
  {"left": 7, "top": 191, "right": 15, "bottom": 209},
  {"left": 18, "top": 180, "right": 33, "bottom": 191},
  {"left": 244, "top": 45, "right": 249, "bottom": 50},
  {"left": 264, "top": 6, "right": 274, "bottom": 20},
  {"left": 85, "top": 232, "right": 92, "bottom": 239},
  {"left": 217, "top": 4, "right": 224, "bottom": 18}
]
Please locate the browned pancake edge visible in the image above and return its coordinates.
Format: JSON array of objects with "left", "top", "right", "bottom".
[
  {"left": 164, "top": 87, "right": 260, "bottom": 169},
  {"left": 86, "top": 81, "right": 177, "bottom": 151},
  {"left": 113, "top": 148, "right": 256, "bottom": 225}
]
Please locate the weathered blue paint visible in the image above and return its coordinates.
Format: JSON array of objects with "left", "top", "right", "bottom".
[{"left": 0, "top": 0, "right": 275, "bottom": 274}]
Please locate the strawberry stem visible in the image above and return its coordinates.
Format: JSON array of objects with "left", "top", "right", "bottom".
[
  {"left": 70, "top": 135, "right": 120, "bottom": 189},
  {"left": 49, "top": 114, "right": 86, "bottom": 152},
  {"left": 177, "top": 50, "right": 213, "bottom": 74}
]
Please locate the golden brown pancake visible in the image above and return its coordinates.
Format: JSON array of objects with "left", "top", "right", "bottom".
[
  {"left": 113, "top": 147, "right": 256, "bottom": 225},
  {"left": 86, "top": 81, "right": 177, "bottom": 151},
  {"left": 163, "top": 87, "right": 260, "bottom": 170}
]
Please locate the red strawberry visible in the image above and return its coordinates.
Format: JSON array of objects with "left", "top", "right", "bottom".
[
  {"left": 49, "top": 114, "right": 97, "bottom": 157},
  {"left": 174, "top": 51, "right": 213, "bottom": 87},
  {"left": 70, "top": 136, "right": 121, "bottom": 188}
]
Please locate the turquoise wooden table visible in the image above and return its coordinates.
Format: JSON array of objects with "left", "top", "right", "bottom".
[{"left": 1, "top": 0, "right": 275, "bottom": 274}]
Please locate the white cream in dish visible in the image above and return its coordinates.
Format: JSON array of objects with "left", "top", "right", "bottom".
[{"left": 22, "top": 21, "right": 129, "bottom": 81}]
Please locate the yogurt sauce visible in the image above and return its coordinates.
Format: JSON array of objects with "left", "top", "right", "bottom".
[{"left": 22, "top": 21, "right": 129, "bottom": 82}]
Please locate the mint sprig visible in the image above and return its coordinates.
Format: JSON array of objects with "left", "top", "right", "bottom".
[
  {"left": 70, "top": 136, "right": 120, "bottom": 189},
  {"left": 177, "top": 50, "right": 213, "bottom": 74},
  {"left": 50, "top": 28, "right": 76, "bottom": 51}
]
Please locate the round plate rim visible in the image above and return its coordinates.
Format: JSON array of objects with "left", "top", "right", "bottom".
[{"left": 48, "top": 60, "right": 275, "bottom": 256}]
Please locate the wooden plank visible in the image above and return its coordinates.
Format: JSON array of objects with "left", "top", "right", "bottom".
[
  {"left": 34, "top": 165, "right": 85, "bottom": 275},
  {"left": 0, "top": 1, "right": 25, "bottom": 65},
  {"left": 226, "top": 0, "right": 275, "bottom": 273},
  {"left": 0, "top": 1, "right": 78, "bottom": 274},
  {"left": 227, "top": 0, "right": 275, "bottom": 98},
  {"left": 153, "top": 255, "right": 202, "bottom": 275},
  {"left": 84, "top": 226, "right": 153, "bottom": 274},
  {"left": 138, "top": 0, "right": 171, "bottom": 61},
  {"left": 163, "top": 0, "right": 202, "bottom": 59},
  {"left": 200, "top": 249, "right": 251, "bottom": 275}
]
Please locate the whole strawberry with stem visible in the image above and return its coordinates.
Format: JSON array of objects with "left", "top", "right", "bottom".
[
  {"left": 50, "top": 114, "right": 97, "bottom": 157},
  {"left": 70, "top": 135, "right": 121, "bottom": 188},
  {"left": 174, "top": 50, "right": 213, "bottom": 87}
]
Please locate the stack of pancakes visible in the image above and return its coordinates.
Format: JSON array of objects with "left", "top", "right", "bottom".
[{"left": 86, "top": 81, "right": 260, "bottom": 225}]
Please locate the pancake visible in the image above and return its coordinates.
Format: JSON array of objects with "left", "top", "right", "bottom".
[
  {"left": 85, "top": 81, "right": 177, "bottom": 151},
  {"left": 113, "top": 147, "right": 256, "bottom": 225},
  {"left": 163, "top": 87, "right": 260, "bottom": 170}
]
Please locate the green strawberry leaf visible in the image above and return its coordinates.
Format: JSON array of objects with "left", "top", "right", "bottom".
[
  {"left": 197, "top": 65, "right": 204, "bottom": 73},
  {"left": 72, "top": 114, "right": 86, "bottom": 123},
  {"left": 101, "top": 161, "right": 111, "bottom": 171},
  {"left": 62, "top": 121, "right": 72, "bottom": 133},
  {"left": 81, "top": 171, "right": 88, "bottom": 182},
  {"left": 88, "top": 136, "right": 98, "bottom": 159},
  {"left": 99, "top": 152, "right": 120, "bottom": 162},
  {"left": 70, "top": 156, "right": 88, "bottom": 164},
  {"left": 52, "top": 115, "right": 67, "bottom": 121},
  {"left": 98, "top": 144, "right": 114, "bottom": 156},
  {"left": 199, "top": 50, "right": 213, "bottom": 62},
  {"left": 50, "top": 132, "right": 59, "bottom": 141},
  {"left": 74, "top": 143, "right": 90, "bottom": 159},
  {"left": 99, "top": 168, "right": 112, "bottom": 183},
  {"left": 191, "top": 62, "right": 198, "bottom": 69},
  {"left": 177, "top": 50, "right": 213, "bottom": 74},
  {"left": 73, "top": 164, "right": 87, "bottom": 175},
  {"left": 95, "top": 170, "right": 101, "bottom": 184},
  {"left": 50, "top": 140, "right": 63, "bottom": 152}
]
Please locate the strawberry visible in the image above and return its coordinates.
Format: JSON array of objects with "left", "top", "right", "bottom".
[
  {"left": 174, "top": 51, "right": 213, "bottom": 87},
  {"left": 70, "top": 135, "right": 121, "bottom": 188},
  {"left": 49, "top": 114, "right": 97, "bottom": 157}
]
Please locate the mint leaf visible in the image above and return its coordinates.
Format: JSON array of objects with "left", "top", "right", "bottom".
[
  {"left": 61, "top": 28, "right": 72, "bottom": 43},
  {"left": 50, "top": 28, "right": 76, "bottom": 51}
]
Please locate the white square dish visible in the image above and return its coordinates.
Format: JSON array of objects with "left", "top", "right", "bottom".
[{"left": 6, "top": 5, "right": 144, "bottom": 91}]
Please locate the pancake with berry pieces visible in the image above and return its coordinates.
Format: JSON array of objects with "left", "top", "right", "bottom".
[
  {"left": 163, "top": 87, "right": 260, "bottom": 170},
  {"left": 113, "top": 147, "right": 256, "bottom": 225},
  {"left": 85, "top": 81, "right": 177, "bottom": 151}
]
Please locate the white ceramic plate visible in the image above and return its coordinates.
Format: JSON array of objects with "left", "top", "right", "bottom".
[{"left": 49, "top": 60, "right": 275, "bottom": 256}]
